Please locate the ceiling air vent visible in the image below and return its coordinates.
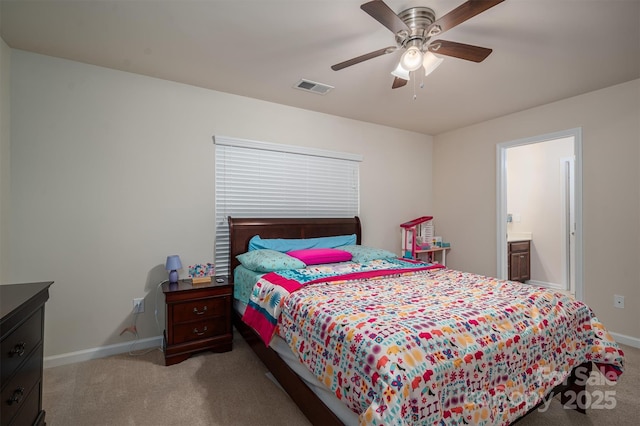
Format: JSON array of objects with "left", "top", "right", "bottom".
[{"left": 294, "top": 79, "right": 334, "bottom": 95}]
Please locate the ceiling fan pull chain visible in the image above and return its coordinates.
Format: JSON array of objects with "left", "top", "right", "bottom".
[{"left": 413, "top": 72, "right": 417, "bottom": 100}]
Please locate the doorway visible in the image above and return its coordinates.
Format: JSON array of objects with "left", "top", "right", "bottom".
[{"left": 496, "top": 128, "right": 583, "bottom": 301}]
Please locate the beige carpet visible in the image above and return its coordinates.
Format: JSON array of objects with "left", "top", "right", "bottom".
[{"left": 43, "top": 330, "right": 638, "bottom": 425}]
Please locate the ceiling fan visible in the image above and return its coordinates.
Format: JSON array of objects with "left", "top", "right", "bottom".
[{"left": 331, "top": 0, "right": 505, "bottom": 89}]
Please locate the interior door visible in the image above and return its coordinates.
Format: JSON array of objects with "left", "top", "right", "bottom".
[{"left": 497, "top": 128, "right": 583, "bottom": 300}]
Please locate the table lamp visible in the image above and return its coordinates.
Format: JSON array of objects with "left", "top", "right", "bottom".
[{"left": 165, "top": 255, "right": 182, "bottom": 284}]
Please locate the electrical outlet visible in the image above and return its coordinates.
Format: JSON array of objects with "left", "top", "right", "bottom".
[
  {"left": 613, "top": 295, "right": 624, "bottom": 309},
  {"left": 133, "top": 298, "right": 145, "bottom": 313}
]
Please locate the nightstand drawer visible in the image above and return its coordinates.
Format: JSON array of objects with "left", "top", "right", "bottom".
[
  {"left": 172, "top": 318, "right": 228, "bottom": 344},
  {"left": 172, "top": 296, "right": 227, "bottom": 323},
  {"left": 1, "top": 309, "right": 43, "bottom": 385}
]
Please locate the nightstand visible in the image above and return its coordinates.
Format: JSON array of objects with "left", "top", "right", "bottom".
[{"left": 162, "top": 277, "right": 233, "bottom": 366}]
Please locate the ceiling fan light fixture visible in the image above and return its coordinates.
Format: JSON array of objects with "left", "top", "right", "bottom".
[
  {"left": 400, "top": 46, "right": 423, "bottom": 71},
  {"left": 422, "top": 51, "right": 444, "bottom": 76},
  {"left": 332, "top": 1, "right": 505, "bottom": 89},
  {"left": 391, "top": 63, "right": 410, "bottom": 80}
]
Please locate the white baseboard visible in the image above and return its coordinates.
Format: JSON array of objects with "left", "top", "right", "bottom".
[
  {"left": 44, "top": 335, "right": 163, "bottom": 369},
  {"left": 609, "top": 331, "right": 640, "bottom": 349},
  {"left": 527, "top": 279, "right": 564, "bottom": 290}
]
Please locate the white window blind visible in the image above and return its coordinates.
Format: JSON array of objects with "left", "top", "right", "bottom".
[{"left": 214, "top": 136, "right": 361, "bottom": 275}]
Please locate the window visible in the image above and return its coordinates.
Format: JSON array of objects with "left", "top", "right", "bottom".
[{"left": 214, "top": 136, "right": 361, "bottom": 275}]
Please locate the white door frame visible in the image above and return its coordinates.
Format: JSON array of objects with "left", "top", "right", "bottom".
[
  {"left": 560, "top": 156, "right": 576, "bottom": 293},
  {"left": 496, "top": 128, "right": 584, "bottom": 301}
]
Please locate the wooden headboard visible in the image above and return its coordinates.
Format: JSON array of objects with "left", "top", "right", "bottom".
[{"left": 228, "top": 217, "right": 362, "bottom": 273}]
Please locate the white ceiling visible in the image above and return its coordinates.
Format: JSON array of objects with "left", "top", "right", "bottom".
[{"left": 1, "top": 0, "right": 639, "bottom": 135}]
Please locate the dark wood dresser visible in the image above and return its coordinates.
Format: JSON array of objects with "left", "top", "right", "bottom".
[
  {"left": 162, "top": 278, "right": 232, "bottom": 366},
  {"left": 1, "top": 281, "right": 53, "bottom": 426}
]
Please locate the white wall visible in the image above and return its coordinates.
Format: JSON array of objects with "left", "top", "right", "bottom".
[
  {"left": 433, "top": 79, "right": 640, "bottom": 341},
  {"left": 8, "top": 50, "right": 433, "bottom": 358},
  {"left": 0, "top": 37, "right": 10, "bottom": 283}
]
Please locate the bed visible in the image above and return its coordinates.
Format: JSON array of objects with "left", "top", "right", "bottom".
[{"left": 228, "top": 216, "right": 624, "bottom": 425}]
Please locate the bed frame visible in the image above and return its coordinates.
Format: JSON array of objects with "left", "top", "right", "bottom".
[
  {"left": 228, "top": 216, "right": 589, "bottom": 425},
  {"left": 229, "top": 217, "right": 361, "bottom": 425}
]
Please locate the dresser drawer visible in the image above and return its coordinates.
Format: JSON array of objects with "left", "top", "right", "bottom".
[
  {"left": 1, "top": 309, "right": 43, "bottom": 385},
  {"left": 172, "top": 296, "right": 228, "bottom": 323},
  {"left": 172, "top": 317, "right": 229, "bottom": 345},
  {"left": 3, "top": 382, "right": 40, "bottom": 426},
  {"left": 1, "top": 346, "right": 42, "bottom": 426}
]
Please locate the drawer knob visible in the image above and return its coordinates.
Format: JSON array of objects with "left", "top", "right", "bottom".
[
  {"left": 7, "top": 387, "right": 24, "bottom": 405},
  {"left": 9, "top": 342, "right": 26, "bottom": 357},
  {"left": 193, "top": 326, "right": 208, "bottom": 336},
  {"left": 193, "top": 306, "right": 208, "bottom": 315}
]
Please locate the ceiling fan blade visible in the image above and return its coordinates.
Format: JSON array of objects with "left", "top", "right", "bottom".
[
  {"left": 361, "top": 0, "right": 409, "bottom": 34},
  {"left": 426, "top": 0, "right": 505, "bottom": 36},
  {"left": 392, "top": 77, "right": 408, "bottom": 89},
  {"left": 331, "top": 46, "right": 396, "bottom": 71},
  {"left": 428, "top": 40, "right": 492, "bottom": 62}
]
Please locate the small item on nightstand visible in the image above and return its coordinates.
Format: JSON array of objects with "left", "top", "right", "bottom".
[
  {"left": 188, "top": 262, "right": 215, "bottom": 284},
  {"left": 192, "top": 276, "right": 212, "bottom": 285},
  {"left": 165, "top": 255, "right": 182, "bottom": 284},
  {"left": 215, "top": 278, "right": 224, "bottom": 283}
]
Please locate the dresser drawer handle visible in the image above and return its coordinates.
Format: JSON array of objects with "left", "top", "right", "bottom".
[
  {"left": 193, "top": 306, "right": 208, "bottom": 315},
  {"left": 9, "top": 342, "right": 26, "bottom": 357},
  {"left": 7, "top": 387, "right": 24, "bottom": 406},
  {"left": 193, "top": 326, "right": 208, "bottom": 336}
]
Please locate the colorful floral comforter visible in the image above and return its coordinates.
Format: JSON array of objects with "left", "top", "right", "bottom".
[
  {"left": 242, "top": 258, "right": 444, "bottom": 344},
  {"left": 244, "top": 265, "right": 625, "bottom": 425}
]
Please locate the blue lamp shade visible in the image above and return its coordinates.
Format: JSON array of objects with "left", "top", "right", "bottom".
[{"left": 165, "top": 255, "right": 182, "bottom": 284}]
